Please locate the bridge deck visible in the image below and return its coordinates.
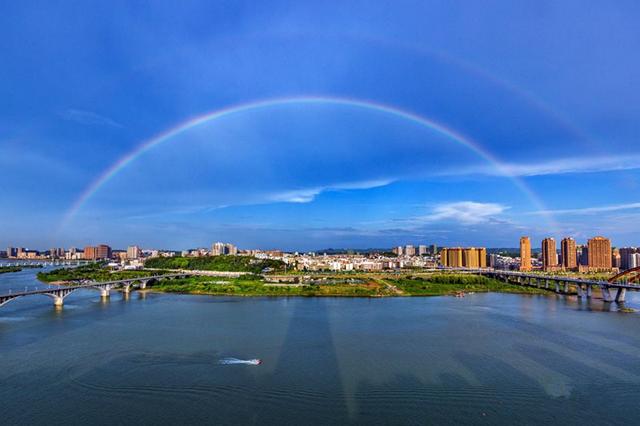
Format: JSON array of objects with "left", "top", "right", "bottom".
[
  {"left": 0, "top": 273, "right": 189, "bottom": 298},
  {"left": 445, "top": 268, "right": 640, "bottom": 290}
]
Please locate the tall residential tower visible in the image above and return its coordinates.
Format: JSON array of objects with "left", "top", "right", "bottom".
[
  {"left": 561, "top": 237, "right": 577, "bottom": 270},
  {"left": 519, "top": 237, "right": 531, "bottom": 271},
  {"left": 588, "top": 236, "right": 612, "bottom": 270},
  {"left": 541, "top": 238, "right": 558, "bottom": 271}
]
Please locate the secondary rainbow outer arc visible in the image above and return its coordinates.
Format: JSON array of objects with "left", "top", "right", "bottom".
[{"left": 61, "top": 95, "right": 557, "bottom": 230}]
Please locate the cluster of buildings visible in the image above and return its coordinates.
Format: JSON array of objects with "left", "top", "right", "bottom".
[
  {"left": 519, "top": 236, "right": 637, "bottom": 272},
  {"left": 177, "top": 242, "right": 239, "bottom": 257},
  {"left": 211, "top": 242, "right": 238, "bottom": 256},
  {"left": 288, "top": 252, "right": 438, "bottom": 272},
  {"left": 392, "top": 244, "right": 438, "bottom": 256},
  {"left": 5, "top": 247, "right": 43, "bottom": 259},
  {"left": 440, "top": 247, "right": 487, "bottom": 268},
  {"left": 4, "top": 244, "right": 141, "bottom": 262},
  {"left": 488, "top": 253, "right": 529, "bottom": 270},
  {"left": 5, "top": 236, "right": 640, "bottom": 275}
]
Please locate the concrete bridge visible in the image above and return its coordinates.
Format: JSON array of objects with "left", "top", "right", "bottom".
[
  {"left": 0, "top": 273, "right": 191, "bottom": 308},
  {"left": 445, "top": 268, "right": 640, "bottom": 303}
]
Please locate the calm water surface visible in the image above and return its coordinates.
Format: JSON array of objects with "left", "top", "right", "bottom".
[{"left": 1, "top": 268, "right": 640, "bottom": 425}]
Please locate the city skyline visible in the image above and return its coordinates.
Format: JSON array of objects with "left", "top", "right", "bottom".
[
  {"left": 6, "top": 234, "right": 637, "bottom": 276},
  {"left": 2, "top": 2, "right": 640, "bottom": 250}
]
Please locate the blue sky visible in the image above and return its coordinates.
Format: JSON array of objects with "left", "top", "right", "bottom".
[{"left": 1, "top": 1, "right": 640, "bottom": 251}]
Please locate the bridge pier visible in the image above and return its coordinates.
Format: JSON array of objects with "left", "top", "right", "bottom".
[
  {"left": 555, "top": 282, "right": 561, "bottom": 293},
  {"left": 96, "top": 284, "right": 115, "bottom": 298},
  {"left": 42, "top": 288, "right": 76, "bottom": 308},
  {"left": 139, "top": 280, "right": 149, "bottom": 289},
  {"left": 600, "top": 286, "right": 614, "bottom": 303},
  {"left": 587, "top": 285, "right": 593, "bottom": 298},
  {"left": 576, "top": 285, "right": 585, "bottom": 298},
  {"left": 615, "top": 288, "right": 627, "bottom": 303},
  {"left": 545, "top": 279, "right": 550, "bottom": 289},
  {"left": 563, "top": 283, "right": 570, "bottom": 294}
]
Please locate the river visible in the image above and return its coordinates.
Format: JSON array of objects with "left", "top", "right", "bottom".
[{"left": 1, "top": 267, "right": 640, "bottom": 425}]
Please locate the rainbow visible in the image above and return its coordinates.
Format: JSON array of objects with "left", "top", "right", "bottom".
[{"left": 60, "top": 95, "right": 557, "bottom": 230}]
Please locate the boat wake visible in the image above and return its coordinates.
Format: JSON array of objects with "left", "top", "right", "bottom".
[{"left": 218, "top": 357, "right": 261, "bottom": 365}]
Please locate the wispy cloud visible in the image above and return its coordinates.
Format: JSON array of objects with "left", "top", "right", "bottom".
[
  {"left": 418, "top": 201, "right": 509, "bottom": 224},
  {"left": 60, "top": 109, "right": 123, "bottom": 128},
  {"left": 269, "top": 178, "right": 393, "bottom": 203},
  {"left": 0, "top": 146, "right": 74, "bottom": 176},
  {"left": 531, "top": 202, "right": 640, "bottom": 216},
  {"left": 452, "top": 154, "right": 640, "bottom": 177}
]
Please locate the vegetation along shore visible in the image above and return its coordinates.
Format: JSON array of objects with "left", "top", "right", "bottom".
[{"left": 37, "top": 258, "right": 550, "bottom": 297}]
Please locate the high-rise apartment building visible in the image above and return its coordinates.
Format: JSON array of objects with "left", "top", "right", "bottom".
[
  {"left": 127, "top": 245, "right": 141, "bottom": 259},
  {"left": 519, "top": 237, "right": 531, "bottom": 271},
  {"left": 620, "top": 247, "right": 639, "bottom": 270},
  {"left": 84, "top": 245, "right": 112, "bottom": 260},
  {"left": 612, "top": 248, "right": 621, "bottom": 269},
  {"left": 49, "top": 247, "right": 64, "bottom": 259},
  {"left": 96, "top": 244, "right": 112, "bottom": 260},
  {"left": 430, "top": 244, "right": 438, "bottom": 255},
  {"left": 405, "top": 245, "right": 415, "bottom": 256},
  {"left": 418, "top": 245, "right": 427, "bottom": 256},
  {"left": 587, "top": 236, "right": 612, "bottom": 270},
  {"left": 441, "top": 248, "right": 462, "bottom": 267},
  {"left": 463, "top": 248, "right": 477, "bottom": 268},
  {"left": 561, "top": 237, "right": 577, "bottom": 270},
  {"left": 541, "top": 238, "right": 557, "bottom": 271},
  {"left": 84, "top": 246, "right": 97, "bottom": 260},
  {"left": 577, "top": 245, "right": 588, "bottom": 266},
  {"left": 476, "top": 248, "right": 487, "bottom": 268},
  {"left": 211, "top": 242, "right": 225, "bottom": 256},
  {"left": 211, "top": 242, "right": 237, "bottom": 256}
]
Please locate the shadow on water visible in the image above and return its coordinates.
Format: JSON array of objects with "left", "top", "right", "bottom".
[
  {"left": 490, "top": 308, "right": 640, "bottom": 357},
  {"left": 254, "top": 298, "right": 349, "bottom": 424}
]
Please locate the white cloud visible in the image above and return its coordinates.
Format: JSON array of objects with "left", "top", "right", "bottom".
[
  {"left": 420, "top": 201, "right": 509, "bottom": 224},
  {"left": 451, "top": 154, "right": 640, "bottom": 177},
  {"left": 531, "top": 202, "right": 640, "bottom": 216},
  {"left": 270, "top": 188, "right": 321, "bottom": 203},
  {"left": 60, "top": 109, "right": 123, "bottom": 128},
  {"left": 269, "top": 178, "right": 393, "bottom": 203}
]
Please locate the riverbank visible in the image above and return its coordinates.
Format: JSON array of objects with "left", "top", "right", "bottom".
[
  {"left": 36, "top": 264, "right": 553, "bottom": 297},
  {"left": 149, "top": 273, "right": 550, "bottom": 297}
]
